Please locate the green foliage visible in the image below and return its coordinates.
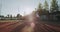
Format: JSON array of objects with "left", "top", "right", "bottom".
[
  {"left": 37, "top": 1, "right": 49, "bottom": 16},
  {"left": 50, "top": 0, "right": 59, "bottom": 13},
  {"left": 37, "top": 2, "right": 43, "bottom": 16},
  {"left": 7, "top": 14, "right": 9, "bottom": 18},
  {"left": 38, "top": 3, "right": 43, "bottom": 10},
  {"left": 0, "top": 15, "right": 4, "bottom": 17},
  {"left": 17, "top": 14, "right": 20, "bottom": 18},
  {"left": 44, "top": 0, "right": 49, "bottom": 10},
  {"left": 16, "top": 14, "right": 22, "bottom": 20}
]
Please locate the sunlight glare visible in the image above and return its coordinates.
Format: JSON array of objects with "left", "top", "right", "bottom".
[{"left": 24, "top": 7, "right": 34, "bottom": 15}]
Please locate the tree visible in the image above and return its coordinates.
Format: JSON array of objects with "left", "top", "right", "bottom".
[
  {"left": 0, "top": 15, "right": 4, "bottom": 17},
  {"left": 37, "top": 3, "right": 43, "bottom": 16},
  {"left": 17, "top": 14, "right": 22, "bottom": 20},
  {"left": 43, "top": 0, "right": 49, "bottom": 15},
  {"left": 50, "top": 0, "right": 59, "bottom": 13},
  {"left": 7, "top": 14, "right": 9, "bottom": 18},
  {"left": 38, "top": 3, "right": 43, "bottom": 10},
  {"left": 17, "top": 14, "right": 20, "bottom": 18},
  {"left": 44, "top": 0, "right": 49, "bottom": 11}
]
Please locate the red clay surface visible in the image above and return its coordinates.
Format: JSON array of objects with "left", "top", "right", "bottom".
[{"left": 0, "top": 13, "right": 60, "bottom": 32}]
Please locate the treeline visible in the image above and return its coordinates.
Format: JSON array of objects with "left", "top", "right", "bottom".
[
  {"left": 36, "top": 0, "right": 60, "bottom": 21},
  {"left": 0, "top": 14, "right": 23, "bottom": 20}
]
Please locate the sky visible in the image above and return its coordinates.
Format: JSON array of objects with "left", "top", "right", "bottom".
[{"left": 0, "top": 0, "right": 60, "bottom": 16}]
